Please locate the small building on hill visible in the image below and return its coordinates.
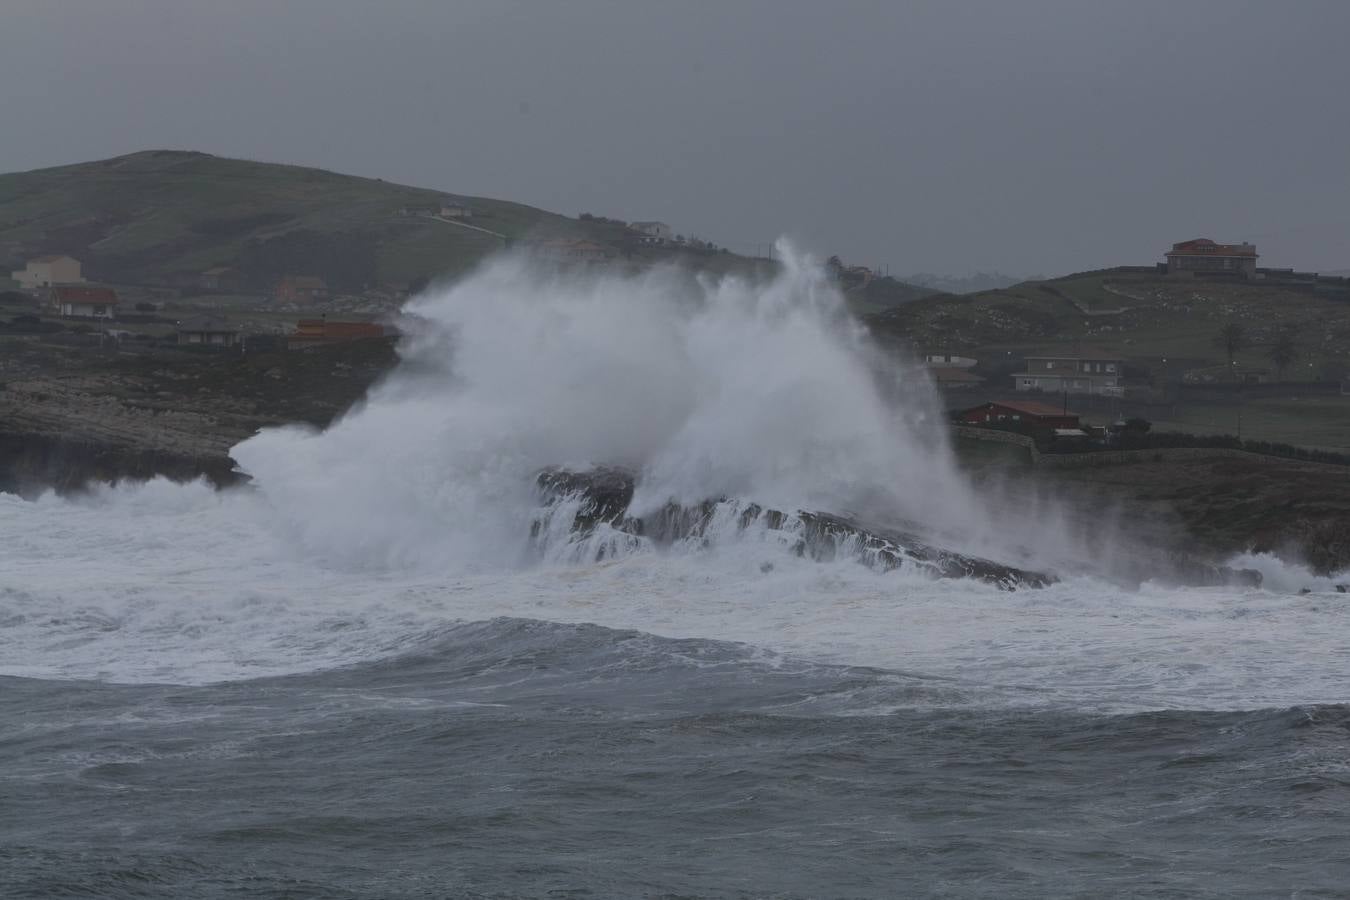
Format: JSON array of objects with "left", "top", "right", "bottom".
[
  {"left": 13, "top": 255, "right": 82, "bottom": 290},
  {"left": 1165, "top": 239, "right": 1258, "bottom": 276},
  {"left": 629, "top": 221, "right": 671, "bottom": 244},
  {"left": 49, "top": 284, "right": 118, "bottom": 319},
  {"left": 956, "top": 400, "right": 1081, "bottom": 440},
  {"left": 1014, "top": 348, "right": 1124, "bottom": 396},
  {"left": 276, "top": 275, "right": 329, "bottom": 304},
  {"left": 439, "top": 202, "right": 473, "bottom": 219},
  {"left": 288, "top": 318, "right": 385, "bottom": 350},
  {"left": 177, "top": 314, "right": 240, "bottom": 348}
]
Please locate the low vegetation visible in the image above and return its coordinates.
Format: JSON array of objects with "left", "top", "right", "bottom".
[{"left": 0, "top": 150, "right": 584, "bottom": 288}]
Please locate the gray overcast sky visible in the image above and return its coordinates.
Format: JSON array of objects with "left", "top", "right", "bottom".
[{"left": 2, "top": 0, "right": 1347, "bottom": 275}]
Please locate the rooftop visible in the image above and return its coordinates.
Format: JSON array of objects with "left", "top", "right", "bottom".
[
  {"left": 1167, "top": 238, "right": 1258, "bottom": 258},
  {"left": 51, "top": 285, "right": 118, "bottom": 304},
  {"left": 975, "top": 399, "right": 1077, "bottom": 418}
]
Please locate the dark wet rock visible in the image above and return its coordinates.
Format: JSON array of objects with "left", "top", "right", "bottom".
[{"left": 534, "top": 467, "right": 1057, "bottom": 591}]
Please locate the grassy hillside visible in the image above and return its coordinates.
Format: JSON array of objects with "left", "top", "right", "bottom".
[
  {"left": 0, "top": 150, "right": 620, "bottom": 290},
  {"left": 868, "top": 269, "right": 1350, "bottom": 449},
  {"left": 844, "top": 275, "right": 945, "bottom": 315},
  {"left": 866, "top": 270, "right": 1350, "bottom": 378},
  {"left": 0, "top": 150, "right": 944, "bottom": 306}
]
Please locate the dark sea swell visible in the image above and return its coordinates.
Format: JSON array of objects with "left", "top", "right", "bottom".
[{"left": 2, "top": 618, "right": 1348, "bottom": 899}]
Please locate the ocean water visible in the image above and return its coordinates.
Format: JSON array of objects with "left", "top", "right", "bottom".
[{"left": 3, "top": 249, "right": 1347, "bottom": 898}]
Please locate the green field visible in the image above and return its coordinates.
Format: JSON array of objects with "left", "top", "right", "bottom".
[{"left": 1146, "top": 395, "right": 1350, "bottom": 451}]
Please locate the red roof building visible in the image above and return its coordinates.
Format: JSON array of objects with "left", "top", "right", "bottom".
[
  {"left": 1164, "top": 238, "right": 1258, "bottom": 275},
  {"left": 956, "top": 400, "right": 1080, "bottom": 433},
  {"left": 49, "top": 285, "right": 119, "bottom": 319},
  {"left": 288, "top": 318, "right": 386, "bottom": 349}
]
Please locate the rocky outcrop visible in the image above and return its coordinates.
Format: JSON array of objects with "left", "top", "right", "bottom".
[{"left": 533, "top": 467, "right": 1057, "bottom": 590}]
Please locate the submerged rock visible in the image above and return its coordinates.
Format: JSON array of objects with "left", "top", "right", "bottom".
[
  {"left": 1152, "top": 552, "right": 1264, "bottom": 589},
  {"left": 533, "top": 467, "right": 1057, "bottom": 591}
]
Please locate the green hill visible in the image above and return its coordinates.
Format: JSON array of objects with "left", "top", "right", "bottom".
[
  {"left": 865, "top": 268, "right": 1350, "bottom": 380},
  {"left": 0, "top": 150, "right": 637, "bottom": 290},
  {"left": 0, "top": 150, "right": 945, "bottom": 306}
]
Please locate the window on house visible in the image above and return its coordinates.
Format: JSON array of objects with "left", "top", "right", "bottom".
[{"left": 1106, "top": 364, "right": 1116, "bottom": 372}]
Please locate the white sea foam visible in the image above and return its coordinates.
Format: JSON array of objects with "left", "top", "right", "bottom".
[{"left": 1, "top": 246, "right": 1344, "bottom": 710}]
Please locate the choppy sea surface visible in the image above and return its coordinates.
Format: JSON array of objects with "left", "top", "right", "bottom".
[{"left": 4, "top": 482, "right": 1350, "bottom": 899}]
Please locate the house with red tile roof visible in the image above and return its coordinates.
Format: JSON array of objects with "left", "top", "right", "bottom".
[
  {"left": 955, "top": 400, "right": 1081, "bottom": 439},
  {"left": 288, "top": 318, "right": 385, "bottom": 350},
  {"left": 1164, "top": 238, "right": 1258, "bottom": 275},
  {"left": 49, "top": 285, "right": 118, "bottom": 319}
]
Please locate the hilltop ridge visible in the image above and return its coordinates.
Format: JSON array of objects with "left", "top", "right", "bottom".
[
  {"left": 0, "top": 149, "right": 584, "bottom": 289},
  {"left": 0, "top": 150, "right": 944, "bottom": 311}
]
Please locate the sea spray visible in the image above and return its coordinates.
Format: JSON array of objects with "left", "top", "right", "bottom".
[{"left": 230, "top": 243, "right": 983, "bottom": 572}]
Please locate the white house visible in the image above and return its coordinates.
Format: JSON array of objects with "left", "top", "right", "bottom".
[
  {"left": 50, "top": 285, "right": 118, "bottom": 319},
  {"left": 12, "top": 255, "right": 82, "bottom": 290},
  {"left": 1013, "top": 350, "right": 1124, "bottom": 396},
  {"left": 439, "top": 202, "right": 473, "bottom": 218}
]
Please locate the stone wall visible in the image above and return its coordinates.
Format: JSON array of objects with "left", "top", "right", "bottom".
[{"left": 954, "top": 426, "right": 1348, "bottom": 472}]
